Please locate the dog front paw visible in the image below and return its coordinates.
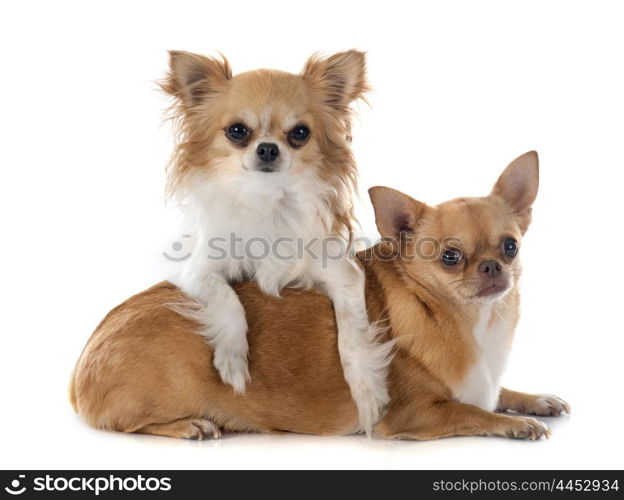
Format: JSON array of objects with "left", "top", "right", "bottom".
[
  {"left": 194, "top": 302, "right": 250, "bottom": 393},
  {"left": 528, "top": 394, "right": 571, "bottom": 417},
  {"left": 498, "top": 389, "right": 571, "bottom": 417},
  {"left": 339, "top": 327, "right": 393, "bottom": 436},
  {"left": 354, "top": 391, "right": 387, "bottom": 437},
  {"left": 213, "top": 347, "right": 250, "bottom": 394},
  {"left": 344, "top": 368, "right": 391, "bottom": 436},
  {"left": 503, "top": 416, "right": 551, "bottom": 440}
]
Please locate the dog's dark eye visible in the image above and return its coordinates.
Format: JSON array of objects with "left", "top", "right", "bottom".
[
  {"left": 502, "top": 238, "right": 518, "bottom": 258},
  {"left": 287, "top": 124, "right": 310, "bottom": 146},
  {"left": 291, "top": 125, "right": 310, "bottom": 141},
  {"left": 226, "top": 123, "right": 250, "bottom": 142},
  {"left": 441, "top": 248, "right": 463, "bottom": 266}
]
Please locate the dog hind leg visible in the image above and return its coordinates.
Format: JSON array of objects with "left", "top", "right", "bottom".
[{"left": 136, "top": 417, "right": 222, "bottom": 440}]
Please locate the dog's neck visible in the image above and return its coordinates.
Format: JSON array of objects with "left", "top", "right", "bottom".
[{"left": 180, "top": 169, "right": 354, "bottom": 239}]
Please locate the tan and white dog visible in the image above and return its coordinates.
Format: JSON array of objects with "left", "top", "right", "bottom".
[
  {"left": 71, "top": 151, "right": 569, "bottom": 440},
  {"left": 161, "top": 50, "right": 391, "bottom": 434}
]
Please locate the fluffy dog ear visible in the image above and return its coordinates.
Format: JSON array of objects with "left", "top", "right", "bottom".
[
  {"left": 491, "top": 151, "right": 539, "bottom": 232},
  {"left": 301, "top": 50, "right": 369, "bottom": 111},
  {"left": 161, "top": 50, "right": 232, "bottom": 106},
  {"left": 368, "top": 186, "right": 426, "bottom": 241}
]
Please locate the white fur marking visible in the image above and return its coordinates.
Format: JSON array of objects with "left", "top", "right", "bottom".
[{"left": 454, "top": 303, "right": 513, "bottom": 411}]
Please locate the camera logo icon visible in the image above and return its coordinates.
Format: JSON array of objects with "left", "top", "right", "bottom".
[
  {"left": 4, "top": 475, "right": 26, "bottom": 495},
  {"left": 163, "top": 234, "right": 192, "bottom": 262}
]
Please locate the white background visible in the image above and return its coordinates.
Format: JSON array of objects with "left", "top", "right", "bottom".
[{"left": 1, "top": 0, "right": 623, "bottom": 470}]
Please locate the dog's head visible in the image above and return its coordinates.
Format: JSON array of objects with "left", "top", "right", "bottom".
[
  {"left": 369, "top": 151, "right": 539, "bottom": 305},
  {"left": 161, "top": 50, "right": 369, "bottom": 230}
]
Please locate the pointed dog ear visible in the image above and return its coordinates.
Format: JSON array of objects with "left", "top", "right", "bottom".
[
  {"left": 161, "top": 50, "right": 232, "bottom": 107},
  {"left": 368, "top": 186, "right": 427, "bottom": 241},
  {"left": 491, "top": 151, "right": 539, "bottom": 232},
  {"left": 301, "top": 50, "right": 369, "bottom": 112}
]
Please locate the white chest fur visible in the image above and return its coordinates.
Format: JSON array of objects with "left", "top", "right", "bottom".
[
  {"left": 454, "top": 304, "right": 514, "bottom": 411},
  {"left": 176, "top": 169, "right": 340, "bottom": 297}
]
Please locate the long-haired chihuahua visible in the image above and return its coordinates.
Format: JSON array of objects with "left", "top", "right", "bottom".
[{"left": 160, "top": 50, "right": 391, "bottom": 434}]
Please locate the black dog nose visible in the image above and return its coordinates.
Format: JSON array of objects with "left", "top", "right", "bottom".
[
  {"left": 256, "top": 143, "right": 280, "bottom": 163},
  {"left": 478, "top": 259, "right": 502, "bottom": 278}
]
